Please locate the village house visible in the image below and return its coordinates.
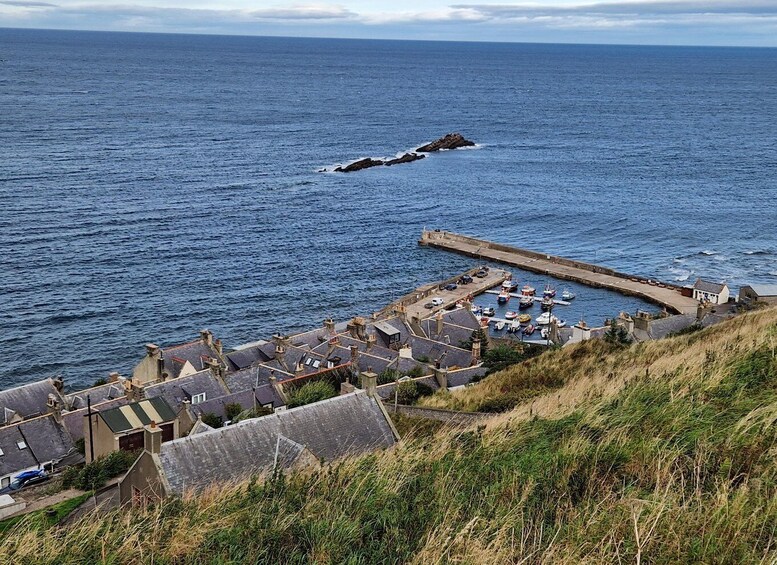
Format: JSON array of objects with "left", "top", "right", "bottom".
[
  {"left": 118, "top": 389, "right": 399, "bottom": 504},
  {"left": 0, "top": 414, "right": 82, "bottom": 489},
  {"left": 132, "top": 330, "right": 226, "bottom": 386},
  {"left": 692, "top": 279, "right": 730, "bottom": 305},
  {"left": 0, "top": 377, "right": 66, "bottom": 426},
  {"left": 739, "top": 284, "right": 777, "bottom": 306},
  {"left": 84, "top": 397, "right": 178, "bottom": 463}
]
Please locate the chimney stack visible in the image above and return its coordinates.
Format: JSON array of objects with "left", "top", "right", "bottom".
[
  {"left": 361, "top": 371, "right": 378, "bottom": 398},
  {"left": 324, "top": 318, "right": 335, "bottom": 332},
  {"left": 204, "top": 356, "right": 224, "bottom": 380},
  {"left": 433, "top": 367, "right": 448, "bottom": 390},
  {"left": 354, "top": 317, "right": 367, "bottom": 341},
  {"left": 350, "top": 344, "right": 360, "bottom": 367},
  {"left": 365, "top": 333, "right": 377, "bottom": 351},
  {"left": 471, "top": 339, "right": 481, "bottom": 365},
  {"left": 46, "top": 393, "right": 62, "bottom": 423},
  {"left": 108, "top": 371, "right": 121, "bottom": 383},
  {"left": 214, "top": 338, "right": 223, "bottom": 357},
  {"left": 144, "top": 422, "right": 163, "bottom": 455},
  {"left": 200, "top": 329, "right": 213, "bottom": 346},
  {"left": 435, "top": 311, "right": 444, "bottom": 336},
  {"left": 145, "top": 343, "right": 160, "bottom": 357}
]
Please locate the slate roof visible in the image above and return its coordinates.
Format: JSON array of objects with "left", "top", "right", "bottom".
[
  {"left": 158, "top": 391, "right": 397, "bottom": 495},
  {"left": 66, "top": 382, "right": 125, "bottom": 410},
  {"left": 0, "top": 415, "right": 81, "bottom": 478},
  {"left": 262, "top": 347, "right": 328, "bottom": 377},
  {"left": 447, "top": 366, "right": 487, "bottom": 388},
  {"left": 408, "top": 336, "right": 472, "bottom": 369},
  {"left": 162, "top": 340, "right": 224, "bottom": 379},
  {"left": 223, "top": 365, "right": 278, "bottom": 393},
  {"left": 441, "top": 308, "right": 481, "bottom": 330},
  {"left": 744, "top": 284, "right": 777, "bottom": 297},
  {"left": 0, "top": 378, "right": 62, "bottom": 425},
  {"left": 99, "top": 397, "right": 176, "bottom": 434},
  {"left": 144, "top": 370, "right": 228, "bottom": 412},
  {"left": 288, "top": 327, "right": 332, "bottom": 349},
  {"left": 225, "top": 343, "right": 276, "bottom": 371},
  {"left": 693, "top": 279, "right": 727, "bottom": 295},
  {"left": 369, "top": 317, "right": 411, "bottom": 348},
  {"left": 420, "top": 320, "right": 476, "bottom": 349},
  {"left": 189, "top": 419, "right": 215, "bottom": 435},
  {"left": 187, "top": 388, "right": 283, "bottom": 421}
]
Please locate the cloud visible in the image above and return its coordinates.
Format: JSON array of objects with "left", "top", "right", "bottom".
[
  {"left": 451, "top": 1, "right": 777, "bottom": 19},
  {"left": 0, "top": 0, "right": 56, "bottom": 6}
]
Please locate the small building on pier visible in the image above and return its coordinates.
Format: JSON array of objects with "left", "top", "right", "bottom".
[{"left": 692, "top": 279, "right": 730, "bottom": 305}]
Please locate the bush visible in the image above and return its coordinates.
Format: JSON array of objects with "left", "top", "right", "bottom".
[
  {"left": 460, "top": 328, "right": 489, "bottom": 355},
  {"left": 483, "top": 344, "right": 526, "bottom": 375},
  {"left": 378, "top": 369, "right": 400, "bottom": 385},
  {"left": 287, "top": 381, "right": 337, "bottom": 409},
  {"left": 406, "top": 365, "right": 426, "bottom": 378},
  {"left": 233, "top": 406, "right": 273, "bottom": 423},
  {"left": 394, "top": 381, "right": 434, "bottom": 405},
  {"left": 224, "top": 403, "right": 243, "bottom": 422},
  {"left": 201, "top": 412, "right": 224, "bottom": 429},
  {"left": 604, "top": 320, "right": 632, "bottom": 345},
  {"left": 63, "top": 450, "right": 140, "bottom": 491}
]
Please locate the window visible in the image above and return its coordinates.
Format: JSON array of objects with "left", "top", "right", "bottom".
[
  {"left": 305, "top": 358, "right": 313, "bottom": 366},
  {"left": 16, "top": 440, "right": 27, "bottom": 450},
  {"left": 191, "top": 393, "right": 206, "bottom": 405},
  {"left": 312, "top": 360, "right": 321, "bottom": 369}
]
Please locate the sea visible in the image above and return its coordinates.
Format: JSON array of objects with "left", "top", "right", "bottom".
[{"left": 1, "top": 29, "right": 776, "bottom": 390}]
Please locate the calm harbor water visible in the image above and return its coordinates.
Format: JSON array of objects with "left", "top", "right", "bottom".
[{"left": 1, "top": 29, "right": 776, "bottom": 389}]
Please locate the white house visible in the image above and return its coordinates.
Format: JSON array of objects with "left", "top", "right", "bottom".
[{"left": 693, "top": 279, "right": 730, "bottom": 305}]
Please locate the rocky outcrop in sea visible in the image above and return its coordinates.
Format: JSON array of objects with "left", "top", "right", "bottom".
[{"left": 326, "top": 133, "right": 474, "bottom": 173}]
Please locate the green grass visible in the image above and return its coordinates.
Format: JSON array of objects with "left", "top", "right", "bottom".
[{"left": 0, "top": 492, "right": 92, "bottom": 534}]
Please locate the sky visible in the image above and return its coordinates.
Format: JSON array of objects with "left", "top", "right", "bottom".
[{"left": 1, "top": 0, "right": 777, "bottom": 46}]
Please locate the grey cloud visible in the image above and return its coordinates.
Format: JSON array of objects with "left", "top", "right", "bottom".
[
  {"left": 56, "top": 4, "right": 356, "bottom": 22},
  {"left": 0, "top": 0, "right": 57, "bottom": 6},
  {"left": 451, "top": 1, "right": 777, "bottom": 18}
]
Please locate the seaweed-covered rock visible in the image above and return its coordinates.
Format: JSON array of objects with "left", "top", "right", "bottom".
[{"left": 416, "top": 133, "right": 475, "bottom": 152}]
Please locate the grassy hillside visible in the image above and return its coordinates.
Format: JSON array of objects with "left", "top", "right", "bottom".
[{"left": 3, "top": 308, "right": 777, "bottom": 564}]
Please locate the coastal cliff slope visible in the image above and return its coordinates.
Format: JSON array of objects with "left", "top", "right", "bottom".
[{"left": 3, "top": 307, "right": 777, "bottom": 564}]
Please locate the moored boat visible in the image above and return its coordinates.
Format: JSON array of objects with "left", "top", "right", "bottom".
[
  {"left": 497, "top": 291, "right": 510, "bottom": 304},
  {"left": 509, "top": 321, "right": 521, "bottom": 333},
  {"left": 543, "top": 284, "right": 556, "bottom": 298},
  {"left": 561, "top": 289, "right": 576, "bottom": 301},
  {"left": 480, "top": 317, "right": 491, "bottom": 327},
  {"left": 505, "top": 311, "right": 518, "bottom": 320},
  {"left": 517, "top": 314, "right": 531, "bottom": 324},
  {"left": 522, "top": 324, "right": 535, "bottom": 336},
  {"left": 495, "top": 321, "right": 505, "bottom": 331},
  {"left": 521, "top": 285, "right": 536, "bottom": 296},
  {"left": 502, "top": 279, "right": 519, "bottom": 292},
  {"left": 482, "top": 307, "right": 496, "bottom": 317},
  {"left": 540, "top": 297, "right": 554, "bottom": 311},
  {"left": 519, "top": 296, "right": 534, "bottom": 309}
]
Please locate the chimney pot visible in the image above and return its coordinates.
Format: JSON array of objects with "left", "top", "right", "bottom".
[{"left": 200, "top": 329, "right": 213, "bottom": 345}]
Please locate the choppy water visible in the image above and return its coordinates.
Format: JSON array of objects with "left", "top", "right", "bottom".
[{"left": 1, "top": 29, "right": 776, "bottom": 389}]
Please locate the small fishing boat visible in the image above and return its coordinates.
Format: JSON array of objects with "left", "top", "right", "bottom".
[
  {"left": 540, "top": 297, "right": 554, "bottom": 311},
  {"left": 497, "top": 291, "right": 510, "bottom": 304},
  {"left": 557, "top": 319, "right": 567, "bottom": 328},
  {"left": 480, "top": 317, "right": 491, "bottom": 327},
  {"left": 561, "top": 290, "right": 576, "bottom": 301},
  {"left": 471, "top": 305, "right": 482, "bottom": 315},
  {"left": 482, "top": 307, "right": 496, "bottom": 317},
  {"left": 502, "top": 279, "right": 519, "bottom": 292},
  {"left": 536, "top": 312, "right": 552, "bottom": 325},
  {"left": 517, "top": 314, "right": 531, "bottom": 324},
  {"left": 495, "top": 321, "right": 505, "bottom": 331},
  {"left": 509, "top": 321, "right": 521, "bottom": 333},
  {"left": 504, "top": 311, "right": 518, "bottom": 320},
  {"left": 543, "top": 284, "right": 556, "bottom": 298},
  {"left": 521, "top": 285, "right": 536, "bottom": 296},
  {"left": 522, "top": 324, "right": 535, "bottom": 336},
  {"left": 519, "top": 296, "right": 534, "bottom": 309}
]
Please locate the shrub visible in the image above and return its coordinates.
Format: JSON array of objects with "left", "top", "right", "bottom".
[
  {"left": 407, "top": 365, "right": 426, "bottom": 378},
  {"left": 224, "top": 403, "right": 243, "bottom": 422},
  {"left": 604, "top": 320, "right": 632, "bottom": 345},
  {"left": 62, "top": 450, "right": 139, "bottom": 491},
  {"left": 232, "top": 406, "right": 273, "bottom": 423},
  {"left": 378, "top": 369, "right": 401, "bottom": 385},
  {"left": 200, "top": 412, "right": 224, "bottom": 429},
  {"left": 460, "top": 328, "right": 489, "bottom": 355},
  {"left": 483, "top": 344, "right": 526, "bottom": 374},
  {"left": 395, "top": 381, "right": 434, "bottom": 405},
  {"left": 287, "top": 381, "right": 337, "bottom": 409}
]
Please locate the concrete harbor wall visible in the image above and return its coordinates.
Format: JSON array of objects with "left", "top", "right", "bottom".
[{"left": 419, "top": 230, "right": 699, "bottom": 315}]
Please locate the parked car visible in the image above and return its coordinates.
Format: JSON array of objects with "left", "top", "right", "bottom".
[
  {"left": 459, "top": 275, "right": 473, "bottom": 284},
  {"left": 475, "top": 270, "right": 488, "bottom": 278},
  {"left": 444, "top": 283, "right": 458, "bottom": 291},
  {"left": 0, "top": 470, "right": 49, "bottom": 494},
  {"left": 424, "top": 302, "right": 434, "bottom": 309},
  {"left": 431, "top": 298, "right": 444, "bottom": 306}
]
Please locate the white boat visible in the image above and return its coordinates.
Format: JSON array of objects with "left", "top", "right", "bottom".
[
  {"left": 509, "top": 321, "right": 521, "bottom": 333},
  {"left": 521, "top": 285, "right": 536, "bottom": 296},
  {"left": 495, "top": 321, "right": 505, "bottom": 331},
  {"left": 561, "top": 290, "right": 576, "bottom": 301},
  {"left": 557, "top": 319, "right": 567, "bottom": 328},
  {"left": 497, "top": 291, "right": 510, "bottom": 304},
  {"left": 536, "top": 312, "right": 551, "bottom": 325},
  {"left": 505, "top": 311, "right": 518, "bottom": 320}
]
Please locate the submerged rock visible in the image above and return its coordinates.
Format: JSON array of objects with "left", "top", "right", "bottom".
[
  {"left": 384, "top": 153, "right": 425, "bottom": 166},
  {"left": 416, "top": 132, "right": 475, "bottom": 152},
  {"left": 334, "top": 158, "right": 384, "bottom": 173}
]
